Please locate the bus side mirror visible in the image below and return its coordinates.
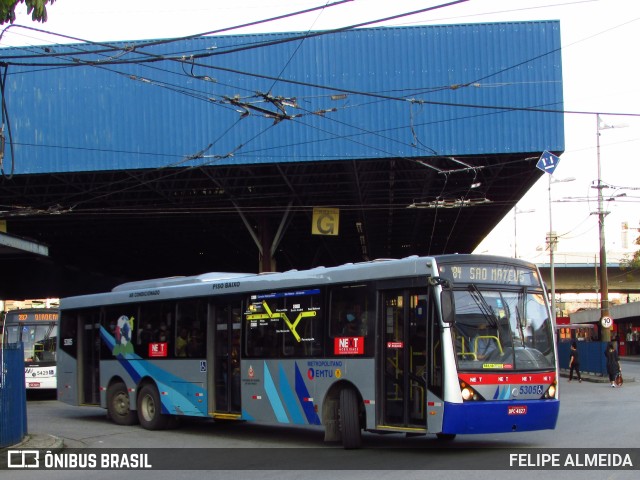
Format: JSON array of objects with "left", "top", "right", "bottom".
[{"left": 441, "top": 290, "right": 455, "bottom": 324}]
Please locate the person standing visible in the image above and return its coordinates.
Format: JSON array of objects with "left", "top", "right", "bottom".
[
  {"left": 568, "top": 341, "right": 582, "bottom": 383},
  {"left": 604, "top": 342, "right": 621, "bottom": 388}
]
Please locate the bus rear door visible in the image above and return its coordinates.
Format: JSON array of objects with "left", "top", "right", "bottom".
[
  {"left": 60, "top": 309, "right": 101, "bottom": 405},
  {"left": 211, "top": 301, "right": 242, "bottom": 417},
  {"left": 80, "top": 313, "right": 101, "bottom": 405}
]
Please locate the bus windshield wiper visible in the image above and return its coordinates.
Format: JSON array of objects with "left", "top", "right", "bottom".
[
  {"left": 515, "top": 294, "right": 526, "bottom": 348},
  {"left": 468, "top": 285, "right": 499, "bottom": 329}
]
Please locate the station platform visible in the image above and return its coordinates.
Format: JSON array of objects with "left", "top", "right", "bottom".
[{"left": 559, "top": 356, "right": 637, "bottom": 383}]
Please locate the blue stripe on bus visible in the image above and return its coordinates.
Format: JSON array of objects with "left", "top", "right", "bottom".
[
  {"left": 492, "top": 385, "right": 512, "bottom": 400},
  {"left": 294, "top": 363, "right": 321, "bottom": 425},
  {"left": 241, "top": 409, "right": 255, "bottom": 421},
  {"left": 278, "top": 364, "right": 305, "bottom": 425},
  {"left": 441, "top": 399, "right": 560, "bottom": 434},
  {"left": 99, "top": 326, "right": 207, "bottom": 417},
  {"left": 263, "top": 361, "right": 289, "bottom": 423}
]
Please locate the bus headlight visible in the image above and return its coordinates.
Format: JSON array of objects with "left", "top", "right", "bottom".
[
  {"left": 544, "top": 380, "right": 557, "bottom": 399},
  {"left": 461, "top": 387, "right": 473, "bottom": 401},
  {"left": 459, "top": 381, "right": 483, "bottom": 401}
]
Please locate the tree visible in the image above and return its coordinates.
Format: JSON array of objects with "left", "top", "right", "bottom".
[
  {"left": 623, "top": 235, "right": 640, "bottom": 270},
  {"left": 1, "top": 0, "right": 55, "bottom": 25}
]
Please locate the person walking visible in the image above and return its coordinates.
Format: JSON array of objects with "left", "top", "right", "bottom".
[
  {"left": 568, "top": 341, "right": 582, "bottom": 383},
  {"left": 604, "top": 342, "right": 621, "bottom": 388}
]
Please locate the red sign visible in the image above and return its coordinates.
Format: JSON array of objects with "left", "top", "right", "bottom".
[
  {"left": 148, "top": 342, "right": 168, "bottom": 358},
  {"left": 508, "top": 405, "right": 528, "bottom": 415},
  {"left": 334, "top": 337, "right": 364, "bottom": 355},
  {"left": 28, "top": 382, "right": 41, "bottom": 388},
  {"left": 458, "top": 372, "right": 556, "bottom": 385},
  {"left": 386, "top": 341, "right": 404, "bottom": 349}
]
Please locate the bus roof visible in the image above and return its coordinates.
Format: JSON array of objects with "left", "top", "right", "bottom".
[
  {"left": 60, "top": 255, "right": 537, "bottom": 310},
  {"left": 111, "top": 272, "right": 257, "bottom": 291}
]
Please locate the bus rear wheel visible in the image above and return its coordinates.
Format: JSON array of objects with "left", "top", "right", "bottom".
[
  {"left": 137, "top": 384, "right": 170, "bottom": 430},
  {"left": 107, "top": 381, "right": 138, "bottom": 426},
  {"left": 339, "top": 388, "right": 362, "bottom": 449}
]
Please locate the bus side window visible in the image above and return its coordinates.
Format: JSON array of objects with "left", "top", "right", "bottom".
[
  {"left": 244, "top": 291, "right": 323, "bottom": 358},
  {"left": 329, "top": 284, "right": 373, "bottom": 355},
  {"left": 331, "top": 293, "right": 368, "bottom": 335},
  {"left": 175, "top": 299, "right": 207, "bottom": 358},
  {"left": 133, "top": 301, "right": 176, "bottom": 358}
]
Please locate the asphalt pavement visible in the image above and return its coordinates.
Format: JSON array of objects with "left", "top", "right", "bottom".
[{"left": 5, "top": 357, "right": 638, "bottom": 452}]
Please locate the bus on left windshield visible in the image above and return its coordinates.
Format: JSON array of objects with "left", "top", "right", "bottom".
[{"left": 2, "top": 308, "right": 59, "bottom": 390}]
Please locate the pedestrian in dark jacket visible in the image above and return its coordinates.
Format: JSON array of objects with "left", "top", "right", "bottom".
[
  {"left": 568, "top": 341, "right": 582, "bottom": 382},
  {"left": 604, "top": 342, "right": 621, "bottom": 388}
]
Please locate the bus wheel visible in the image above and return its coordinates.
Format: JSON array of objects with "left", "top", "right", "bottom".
[
  {"left": 436, "top": 433, "right": 456, "bottom": 441},
  {"left": 137, "top": 384, "right": 170, "bottom": 430},
  {"left": 107, "top": 382, "right": 138, "bottom": 426},
  {"left": 339, "top": 388, "right": 362, "bottom": 449}
]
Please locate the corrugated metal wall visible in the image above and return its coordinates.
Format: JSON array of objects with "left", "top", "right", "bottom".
[
  {"left": 2, "top": 21, "right": 563, "bottom": 174},
  {"left": 0, "top": 344, "right": 28, "bottom": 448}
]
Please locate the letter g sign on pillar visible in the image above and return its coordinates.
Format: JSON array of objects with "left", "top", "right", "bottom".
[{"left": 312, "top": 208, "right": 339, "bottom": 236}]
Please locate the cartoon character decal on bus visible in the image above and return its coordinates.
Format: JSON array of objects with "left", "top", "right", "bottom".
[{"left": 112, "top": 315, "right": 135, "bottom": 356}]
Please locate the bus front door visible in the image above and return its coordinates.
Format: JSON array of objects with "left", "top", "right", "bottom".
[
  {"left": 382, "top": 289, "right": 428, "bottom": 429},
  {"left": 211, "top": 302, "right": 242, "bottom": 416}
]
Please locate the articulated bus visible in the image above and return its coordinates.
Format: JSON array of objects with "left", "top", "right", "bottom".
[
  {"left": 57, "top": 255, "right": 559, "bottom": 448},
  {"left": 2, "top": 308, "right": 59, "bottom": 390}
]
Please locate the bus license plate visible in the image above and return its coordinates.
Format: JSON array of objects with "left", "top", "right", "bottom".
[
  {"left": 28, "top": 382, "right": 41, "bottom": 388},
  {"left": 508, "top": 405, "right": 527, "bottom": 415}
]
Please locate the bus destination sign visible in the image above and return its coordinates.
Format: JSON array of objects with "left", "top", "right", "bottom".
[
  {"left": 10, "top": 311, "right": 59, "bottom": 322},
  {"left": 438, "top": 263, "right": 539, "bottom": 286}
]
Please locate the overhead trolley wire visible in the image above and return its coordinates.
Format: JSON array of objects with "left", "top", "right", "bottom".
[
  {"left": 0, "top": 1, "right": 468, "bottom": 67},
  {"left": 0, "top": 0, "right": 354, "bottom": 60}
]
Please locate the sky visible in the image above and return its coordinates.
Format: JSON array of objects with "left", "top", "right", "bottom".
[{"left": 2, "top": 0, "right": 639, "bottom": 266}]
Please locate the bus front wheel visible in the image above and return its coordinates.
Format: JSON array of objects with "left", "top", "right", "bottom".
[
  {"left": 137, "top": 384, "right": 170, "bottom": 430},
  {"left": 106, "top": 381, "right": 138, "bottom": 426},
  {"left": 339, "top": 388, "right": 362, "bottom": 449}
]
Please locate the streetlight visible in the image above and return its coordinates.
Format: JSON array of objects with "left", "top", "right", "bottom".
[
  {"left": 548, "top": 176, "right": 575, "bottom": 322},
  {"left": 595, "top": 114, "right": 627, "bottom": 342},
  {"left": 514, "top": 207, "right": 535, "bottom": 258}
]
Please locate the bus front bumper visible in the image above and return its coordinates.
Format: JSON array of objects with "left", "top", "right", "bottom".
[{"left": 441, "top": 399, "right": 559, "bottom": 435}]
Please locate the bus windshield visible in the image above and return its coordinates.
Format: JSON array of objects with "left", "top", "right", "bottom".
[
  {"left": 4, "top": 323, "right": 58, "bottom": 364},
  {"left": 451, "top": 287, "right": 555, "bottom": 371}
]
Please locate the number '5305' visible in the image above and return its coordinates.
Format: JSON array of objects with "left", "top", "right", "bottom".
[{"left": 519, "top": 385, "right": 543, "bottom": 395}]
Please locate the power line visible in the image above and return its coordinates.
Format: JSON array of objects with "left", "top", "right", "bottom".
[
  {"left": 0, "top": 1, "right": 469, "bottom": 67},
  {"left": 0, "top": 0, "right": 354, "bottom": 59}
]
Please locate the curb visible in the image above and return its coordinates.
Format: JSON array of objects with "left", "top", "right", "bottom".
[
  {"left": 2, "top": 434, "right": 64, "bottom": 451},
  {"left": 559, "top": 370, "right": 635, "bottom": 383}
]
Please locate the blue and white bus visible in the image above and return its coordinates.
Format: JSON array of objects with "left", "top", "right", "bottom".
[
  {"left": 57, "top": 255, "right": 559, "bottom": 448},
  {"left": 2, "top": 308, "right": 59, "bottom": 390}
]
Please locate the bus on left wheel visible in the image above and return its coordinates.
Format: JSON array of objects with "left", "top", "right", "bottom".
[{"left": 2, "top": 308, "right": 59, "bottom": 390}]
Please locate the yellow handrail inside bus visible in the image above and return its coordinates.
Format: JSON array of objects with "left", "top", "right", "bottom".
[
  {"left": 457, "top": 352, "right": 477, "bottom": 360},
  {"left": 455, "top": 337, "right": 477, "bottom": 360},
  {"left": 473, "top": 335, "right": 503, "bottom": 357}
]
